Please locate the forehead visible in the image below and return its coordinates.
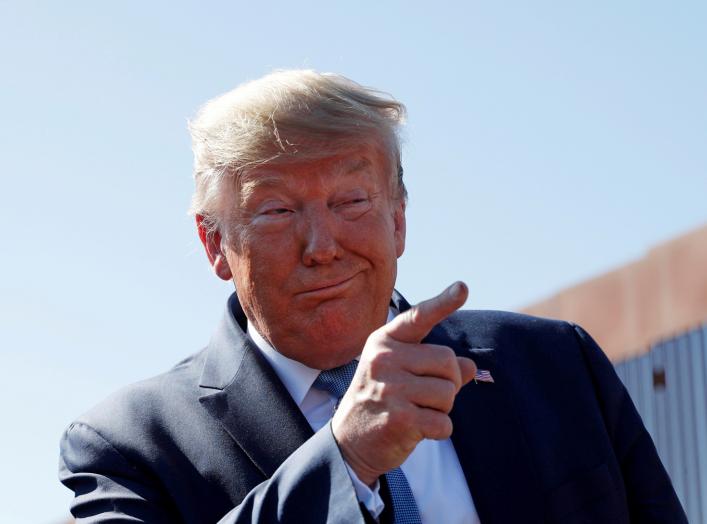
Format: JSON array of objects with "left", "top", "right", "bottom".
[{"left": 238, "top": 150, "right": 386, "bottom": 199}]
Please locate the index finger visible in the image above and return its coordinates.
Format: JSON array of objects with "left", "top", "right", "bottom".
[{"left": 387, "top": 281, "right": 468, "bottom": 343}]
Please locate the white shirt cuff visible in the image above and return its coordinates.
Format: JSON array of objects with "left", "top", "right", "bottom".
[{"left": 344, "top": 462, "right": 385, "bottom": 519}]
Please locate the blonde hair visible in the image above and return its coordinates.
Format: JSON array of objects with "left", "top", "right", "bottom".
[{"left": 188, "top": 70, "right": 407, "bottom": 230}]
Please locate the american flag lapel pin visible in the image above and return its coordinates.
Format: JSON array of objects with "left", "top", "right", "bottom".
[
  {"left": 467, "top": 347, "right": 495, "bottom": 384},
  {"left": 474, "top": 369, "right": 495, "bottom": 384}
]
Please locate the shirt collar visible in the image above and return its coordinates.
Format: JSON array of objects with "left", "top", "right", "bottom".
[
  {"left": 247, "top": 323, "right": 319, "bottom": 407},
  {"left": 247, "top": 307, "right": 398, "bottom": 407}
]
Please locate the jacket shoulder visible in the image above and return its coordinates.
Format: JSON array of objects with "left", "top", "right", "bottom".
[
  {"left": 444, "top": 309, "right": 578, "bottom": 347},
  {"left": 65, "top": 348, "right": 209, "bottom": 453}
]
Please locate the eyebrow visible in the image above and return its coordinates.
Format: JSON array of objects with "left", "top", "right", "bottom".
[
  {"left": 238, "top": 173, "right": 284, "bottom": 203},
  {"left": 342, "top": 157, "right": 372, "bottom": 174}
]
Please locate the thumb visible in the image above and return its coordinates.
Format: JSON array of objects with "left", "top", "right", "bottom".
[{"left": 388, "top": 281, "right": 469, "bottom": 343}]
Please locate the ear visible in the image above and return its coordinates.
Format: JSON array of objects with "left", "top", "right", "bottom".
[
  {"left": 393, "top": 199, "right": 406, "bottom": 258},
  {"left": 196, "top": 215, "right": 233, "bottom": 281}
]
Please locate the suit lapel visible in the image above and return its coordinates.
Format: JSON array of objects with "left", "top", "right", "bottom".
[
  {"left": 198, "top": 294, "right": 313, "bottom": 478},
  {"left": 394, "top": 291, "right": 543, "bottom": 523},
  {"left": 448, "top": 340, "right": 543, "bottom": 524}
]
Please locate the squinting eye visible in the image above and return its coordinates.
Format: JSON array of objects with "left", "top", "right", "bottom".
[
  {"left": 340, "top": 198, "right": 368, "bottom": 207},
  {"left": 264, "top": 208, "right": 292, "bottom": 215},
  {"left": 335, "top": 197, "right": 371, "bottom": 219}
]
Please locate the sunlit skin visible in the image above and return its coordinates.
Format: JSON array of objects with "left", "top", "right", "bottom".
[
  {"left": 197, "top": 145, "right": 476, "bottom": 486},
  {"left": 199, "top": 146, "right": 406, "bottom": 370}
]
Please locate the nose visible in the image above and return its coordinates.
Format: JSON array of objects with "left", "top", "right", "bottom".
[{"left": 301, "top": 207, "right": 341, "bottom": 266}]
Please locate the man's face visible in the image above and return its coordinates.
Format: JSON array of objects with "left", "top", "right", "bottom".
[{"left": 219, "top": 147, "right": 406, "bottom": 370}]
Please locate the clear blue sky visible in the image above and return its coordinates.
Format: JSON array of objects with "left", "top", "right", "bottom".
[{"left": 1, "top": 1, "right": 705, "bottom": 522}]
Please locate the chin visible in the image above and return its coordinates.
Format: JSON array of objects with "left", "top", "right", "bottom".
[
  {"left": 274, "top": 296, "right": 389, "bottom": 368},
  {"left": 302, "top": 314, "right": 375, "bottom": 368}
]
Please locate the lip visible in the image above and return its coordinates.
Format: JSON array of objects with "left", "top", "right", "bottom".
[{"left": 298, "top": 273, "right": 360, "bottom": 298}]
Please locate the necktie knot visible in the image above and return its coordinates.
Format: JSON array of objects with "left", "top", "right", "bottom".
[{"left": 312, "top": 360, "right": 359, "bottom": 399}]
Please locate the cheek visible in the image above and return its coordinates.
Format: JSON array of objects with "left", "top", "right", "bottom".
[
  {"left": 229, "top": 232, "right": 296, "bottom": 306},
  {"left": 226, "top": 235, "right": 264, "bottom": 304},
  {"left": 231, "top": 226, "right": 286, "bottom": 272},
  {"left": 347, "top": 214, "right": 399, "bottom": 262}
]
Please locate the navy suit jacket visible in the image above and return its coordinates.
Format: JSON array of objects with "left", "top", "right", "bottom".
[{"left": 59, "top": 292, "right": 686, "bottom": 523}]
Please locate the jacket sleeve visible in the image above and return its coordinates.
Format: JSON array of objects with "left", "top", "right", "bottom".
[
  {"left": 570, "top": 323, "right": 688, "bottom": 523},
  {"left": 59, "top": 420, "right": 368, "bottom": 524}
]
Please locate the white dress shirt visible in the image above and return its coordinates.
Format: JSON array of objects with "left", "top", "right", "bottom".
[{"left": 248, "top": 310, "right": 479, "bottom": 524}]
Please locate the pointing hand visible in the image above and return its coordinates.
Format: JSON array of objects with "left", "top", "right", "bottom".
[{"left": 332, "top": 282, "right": 477, "bottom": 486}]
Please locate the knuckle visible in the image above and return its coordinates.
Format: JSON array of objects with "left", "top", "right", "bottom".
[
  {"left": 439, "top": 417, "right": 453, "bottom": 439},
  {"left": 439, "top": 346, "right": 457, "bottom": 367},
  {"left": 364, "top": 329, "right": 386, "bottom": 349},
  {"left": 367, "top": 348, "right": 394, "bottom": 375},
  {"left": 390, "top": 407, "right": 415, "bottom": 430},
  {"left": 427, "top": 345, "right": 457, "bottom": 373},
  {"left": 429, "top": 384, "right": 455, "bottom": 413},
  {"left": 375, "top": 380, "right": 400, "bottom": 401},
  {"left": 442, "top": 396, "right": 455, "bottom": 414},
  {"left": 379, "top": 410, "right": 394, "bottom": 430},
  {"left": 428, "top": 415, "right": 453, "bottom": 440},
  {"left": 441, "top": 380, "right": 456, "bottom": 402}
]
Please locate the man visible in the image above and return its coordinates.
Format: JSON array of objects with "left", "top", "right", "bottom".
[{"left": 60, "top": 70, "right": 686, "bottom": 523}]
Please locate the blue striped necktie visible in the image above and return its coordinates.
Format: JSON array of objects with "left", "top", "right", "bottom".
[{"left": 313, "top": 360, "right": 423, "bottom": 524}]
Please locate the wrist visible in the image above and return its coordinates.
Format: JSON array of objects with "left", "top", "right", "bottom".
[{"left": 331, "top": 417, "right": 381, "bottom": 487}]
